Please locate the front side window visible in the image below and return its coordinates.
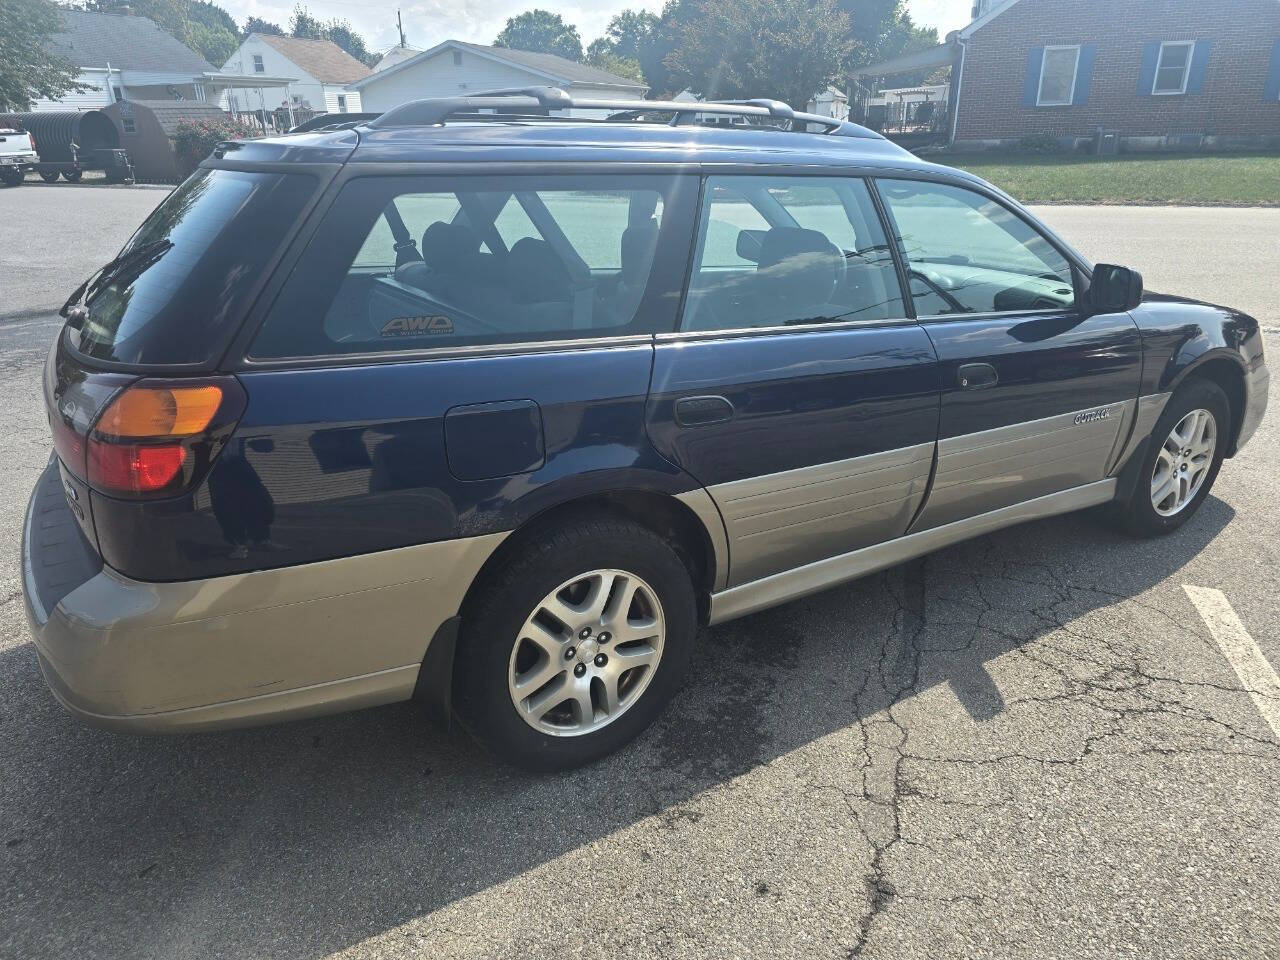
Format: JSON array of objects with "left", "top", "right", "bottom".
[
  {"left": 876, "top": 179, "right": 1075, "bottom": 316},
  {"left": 678, "top": 175, "right": 905, "bottom": 331},
  {"left": 252, "top": 175, "right": 680, "bottom": 358},
  {"left": 1153, "top": 41, "right": 1193, "bottom": 94},
  {"left": 1038, "top": 45, "right": 1080, "bottom": 106}
]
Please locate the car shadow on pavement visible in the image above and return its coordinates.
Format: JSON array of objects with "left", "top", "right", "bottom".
[{"left": 0, "top": 497, "right": 1235, "bottom": 959}]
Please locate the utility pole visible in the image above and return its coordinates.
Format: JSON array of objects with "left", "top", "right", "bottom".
[{"left": 397, "top": 9, "right": 405, "bottom": 47}]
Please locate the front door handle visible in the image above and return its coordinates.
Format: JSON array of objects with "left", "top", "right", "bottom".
[
  {"left": 674, "top": 395, "right": 734, "bottom": 427},
  {"left": 957, "top": 363, "right": 998, "bottom": 391}
]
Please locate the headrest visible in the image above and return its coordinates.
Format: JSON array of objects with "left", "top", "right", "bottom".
[
  {"left": 507, "top": 238, "right": 572, "bottom": 303},
  {"left": 755, "top": 227, "right": 842, "bottom": 307},
  {"left": 621, "top": 218, "right": 660, "bottom": 286},
  {"left": 421, "top": 221, "right": 481, "bottom": 275}
]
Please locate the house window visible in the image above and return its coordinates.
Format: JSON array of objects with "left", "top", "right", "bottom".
[
  {"left": 122, "top": 117, "right": 136, "bottom": 133},
  {"left": 1037, "top": 45, "right": 1081, "bottom": 106},
  {"left": 453, "top": 50, "right": 463, "bottom": 66},
  {"left": 252, "top": 54, "right": 265, "bottom": 73},
  {"left": 336, "top": 94, "right": 347, "bottom": 113},
  {"left": 1153, "top": 41, "right": 1194, "bottom": 94}
]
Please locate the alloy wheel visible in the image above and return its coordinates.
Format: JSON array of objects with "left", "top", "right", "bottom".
[
  {"left": 508, "top": 569, "right": 665, "bottom": 737},
  {"left": 1151, "top": 407, "right": 1216, "bottom": 517}
]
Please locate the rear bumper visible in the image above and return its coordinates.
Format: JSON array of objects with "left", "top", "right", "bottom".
[
  {"left": 0, "top": 153, "right": 37, "bottom": 170},
  {"left": 22, "top": 459, "right": 505, "bottom": 732}
]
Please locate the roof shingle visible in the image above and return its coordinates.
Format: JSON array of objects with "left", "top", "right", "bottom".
[
  {"left": 46, "top": 10, "right": 215, "bottom": 74},
  {"left": 456, "top": 42, "right": 646, "bottom": 88},
  {"left": 258, "top": 34, "right": 372, "bottom": 85}
]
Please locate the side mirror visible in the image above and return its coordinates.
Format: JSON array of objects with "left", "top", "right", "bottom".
[{"left": 1089, "top": 263, "right": 1143, "bottom": 313}]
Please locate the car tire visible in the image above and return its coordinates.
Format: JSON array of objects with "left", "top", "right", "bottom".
[
  {"left": 39, "top": 170, "right": 59, "bottom": 183},
  {"left": 61, "top": 169, "right": 83, "bottom": 183},
  {"left": 0, "top": 171, "right": 22, "bottom": 187},
  {"left": 1113, "top": 378, "right": 1230, "bottom": 538},
  {"left": 454, "top": 515, "right": 697, "bottom": 772}
]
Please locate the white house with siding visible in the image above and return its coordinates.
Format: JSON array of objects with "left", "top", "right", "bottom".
[
  {"left": 220, "top": 34, "right": 371, "bottom": 116},
  {"left": 29, "top": 9, "right": 217, "bottom": 111},
  {"left": 352, "top": 40, "right": 647, "bottom": 115}
]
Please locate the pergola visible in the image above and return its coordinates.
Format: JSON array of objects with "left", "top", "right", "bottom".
[{"left": 203, "top": 71, "right": 301, "bottom": 131}]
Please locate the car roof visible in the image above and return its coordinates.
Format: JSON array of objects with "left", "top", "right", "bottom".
[{"left": 219, "top": 121, "right": 974, "bottom": 181}]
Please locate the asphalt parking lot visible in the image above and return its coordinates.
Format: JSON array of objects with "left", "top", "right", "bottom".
[{"left": 2, "top": 183, "right": 1279, "bottom": 960}]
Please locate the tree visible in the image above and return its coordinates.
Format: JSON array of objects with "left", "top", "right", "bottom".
[
  {"left": 289, "top": 4, "right": 325, "bottom": 40},
  {"left": 666, "top": 0, "right": 853, "bottom": 108},
  {"left": 87, "top": 0, "right": 190, "bottom": 43},
  {"left": 290, "top": 6, "right": 377, "bottom": 66},
  {"left": 0, "top": 0, "right": 86, "bottom": 111},
  {"left": 585, "top": 44, "right": 644, "bottom": 83},
  {"left": 587, "top": 9, "right": 663, "bottom": 86},
  {"left": 243, "top": 15, "right": 284, "bottom": 35},
  {"left": 494, "top": 9, "right": 583, "bottom": 62},
  {"left": 186, "top": 1, "right": 239, "bottom": 65}
]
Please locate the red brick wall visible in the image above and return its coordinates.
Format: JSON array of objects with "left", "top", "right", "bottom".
[{"left": 955, "top": 0, "right": 1280, "bottom": 141}]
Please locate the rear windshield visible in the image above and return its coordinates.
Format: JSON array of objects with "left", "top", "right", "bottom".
[{"left": 69, "top": 169, "right": 314, "bottom": 365}]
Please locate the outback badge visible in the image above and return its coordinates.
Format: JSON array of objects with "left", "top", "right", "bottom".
[{"left": 1074, "top": 407, "right": 1111, "bottom": 425}]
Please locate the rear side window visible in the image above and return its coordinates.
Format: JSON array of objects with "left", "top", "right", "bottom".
[
  {"left": 679, "top": 175, "right": 906, "bottom": 332},
  {"left": 251, "top": 174, "right": 684, "bottom": 358},
  {"left": 71, "top": 169, "right": 314, "bottom": 365}
]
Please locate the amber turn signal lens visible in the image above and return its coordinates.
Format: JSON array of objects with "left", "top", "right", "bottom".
[{"left": 96, "top": 385, "right": 223, "bottom": 439}]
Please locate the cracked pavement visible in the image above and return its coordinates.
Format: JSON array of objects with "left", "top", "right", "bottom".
[{"left": 2, "top": 188, "right": 1278, "bottom": 959}]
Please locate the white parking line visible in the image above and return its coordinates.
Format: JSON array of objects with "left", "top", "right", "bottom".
[{"left": 1184, "top": 584, "right": 1280, "bottom": 738}]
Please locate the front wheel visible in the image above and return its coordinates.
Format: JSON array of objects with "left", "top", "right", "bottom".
[
  {"left": 1113, "top": 378, "right": 1230, "bottom": 537},
  {"left": 39, "top": 170, "right": 59, "bottom": 183},
  {"left": 454, "top": 516, "right": 697, "bottom": 771},
  {"left": 61, "top": 169, "right": 83, "bottom": 183}
]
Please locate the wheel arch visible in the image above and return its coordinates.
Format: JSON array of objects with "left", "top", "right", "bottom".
[
  {"left": 459, "top": 487, "right": 726, "bottom": 630},
  {"left": 1171, "top": 352, "right": 1247, "bottom": 456}
]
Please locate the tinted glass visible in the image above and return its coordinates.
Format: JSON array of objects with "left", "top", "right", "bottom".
[
  {"left": 877, "top": 179, "right": 1075, "bottom": 316},
  {"left": 679, "top": 176, "right": 905, "bottom": 331},
  {"left": 252, "top": 175, "right": 678, "bottom": 358},
  {"left": 71, "top": 169, "right": 314, "bottom": 365}
]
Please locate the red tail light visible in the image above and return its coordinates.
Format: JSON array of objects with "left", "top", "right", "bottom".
[{"left": 86, "top": 378, "right": 246, "bottom": 498}]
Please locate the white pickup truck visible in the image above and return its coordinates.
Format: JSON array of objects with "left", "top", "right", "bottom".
[{"left": 0, "top": 127, "right": 39, "bottom": 187}]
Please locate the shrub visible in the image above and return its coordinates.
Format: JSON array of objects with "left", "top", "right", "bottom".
[
  {"left": 1016, "top": 133, "right": 1063, "bottom": 154},
  {"left": 171, "top": 116, "right": 260, "bottom": 175}
]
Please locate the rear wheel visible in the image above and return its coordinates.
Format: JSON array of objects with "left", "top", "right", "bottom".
[
  {"left": 39, "top": 170, "right": 59, "bottom": 183},
  {"left": 61, "top": 169, "right": 83, "bottom": 183},
  {"left": 455, "top": 516, "right": 697, "bottom": 771},
  {"left": 1113, "top": 378, "right": 1230, "bottom": 537},
  {"left": 0, "top": 170, "right": 22, "bottom": 187}
]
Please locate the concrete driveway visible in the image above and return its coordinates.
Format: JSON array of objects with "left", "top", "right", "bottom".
[{"left": 1, "top": 185, "right": 1278, "bottom": 959}]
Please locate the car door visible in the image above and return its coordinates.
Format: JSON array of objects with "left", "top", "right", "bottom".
[
  {"left": 874, "top": 177, "right": 1143, "bottom": 530},
  {"left": 645, "top": 174, "right": 940, "bottom": 587}
]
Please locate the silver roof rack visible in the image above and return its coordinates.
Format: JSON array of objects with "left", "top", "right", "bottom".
[{"left": 364, "top": 86, "right": 881, "bottom": 139}]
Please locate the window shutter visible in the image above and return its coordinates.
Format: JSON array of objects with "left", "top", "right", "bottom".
[
  {"left": 1072, "top": 44, "right": 1097, "bottom": 105},
  {"left": 1138, "top": 41, "right": 1160, "bottom": 95},
  {"left": 1023, "top": 46, "right": 1045, "bottom": 106},
  {"left": 1266, "top": 39, "right": 1280, "bottom": 101},
  {"left": 1186, "top": 40, "right": 1211, "bottom": 93}
]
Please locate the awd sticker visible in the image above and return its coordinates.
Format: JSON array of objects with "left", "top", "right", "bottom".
[{"left": 381, "top": 315, "right": 454, "bottom": 337}]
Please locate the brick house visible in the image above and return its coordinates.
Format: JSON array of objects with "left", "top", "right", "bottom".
[{"left": 854, "top": 0, "right": 1280, "bottom": 151}]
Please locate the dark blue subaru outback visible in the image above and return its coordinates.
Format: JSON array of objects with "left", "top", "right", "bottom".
[{"left": 22, "top": 89, "right": 1268, "bottom": 770}]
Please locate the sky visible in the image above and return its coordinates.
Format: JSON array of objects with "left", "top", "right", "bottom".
[{"left": 215, "top": 0, "right": 973, "bottom": 58}]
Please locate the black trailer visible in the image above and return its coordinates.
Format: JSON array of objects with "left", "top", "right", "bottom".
[{"left": 0, "top": 111, "right": 133, "bottom": 183}]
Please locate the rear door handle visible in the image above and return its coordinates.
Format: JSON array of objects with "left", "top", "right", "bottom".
[
  {"left": 674, "top": 395, "right": 734, "bottom": 427},
  {"left": 957, "top": 363, "right": 998, "bottom": 391}
]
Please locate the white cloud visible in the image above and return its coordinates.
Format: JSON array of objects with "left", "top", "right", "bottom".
[{"left": 904, "top": 0, "right": 972, "bottom": 38}]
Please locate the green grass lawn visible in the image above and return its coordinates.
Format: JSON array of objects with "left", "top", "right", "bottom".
[{"left": 941, "top": 152, "right": 1280, "bottom": 206}]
